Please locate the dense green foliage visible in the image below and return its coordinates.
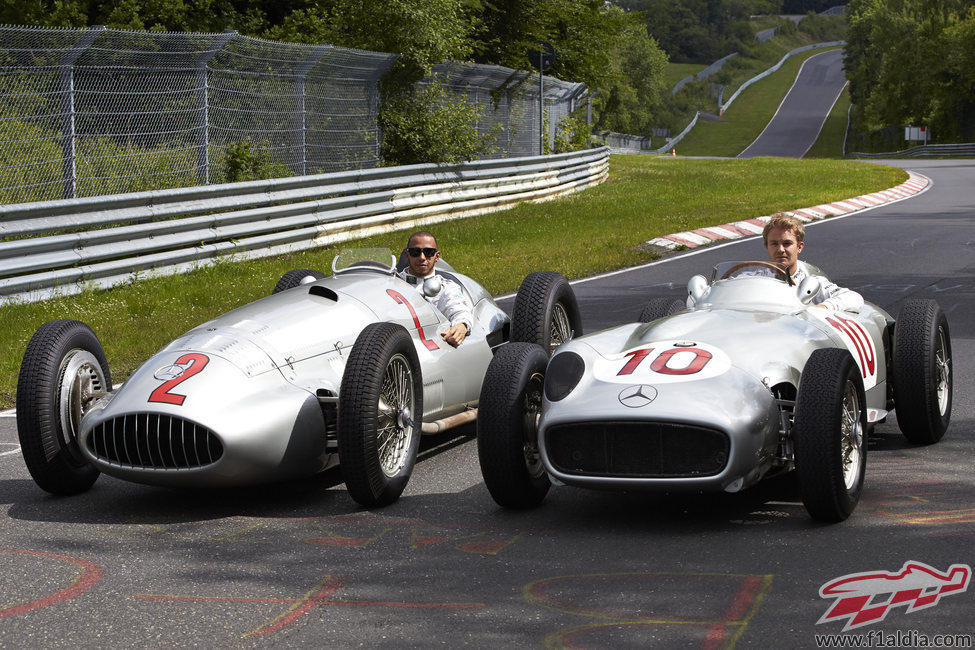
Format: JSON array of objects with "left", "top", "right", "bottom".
[
  {"left": 845, "top": 0, "right": 975, "bottom": 147},
  {"left": 379, "top": 81, "right": 499, "bottom": 165},
  {"left": 615, "top": 0, "right": 767, "bottom": 63}
]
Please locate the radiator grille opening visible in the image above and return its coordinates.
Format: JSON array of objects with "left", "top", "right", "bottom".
[
  {"left": 545, "top": 421, "right": 729, "bottom": 478},
  {"left": 86, "top": 414, "right": 223, "bottom": 469}
]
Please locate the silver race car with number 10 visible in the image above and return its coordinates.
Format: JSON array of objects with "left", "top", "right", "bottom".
[
  {"left": 476, "top": 261, "right": 952, "bottom": 522},
  {"left": 16, "top": 250, "right": 582, "bottom": 507}
]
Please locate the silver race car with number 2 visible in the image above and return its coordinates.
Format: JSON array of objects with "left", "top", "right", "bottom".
[
  {"left": 16, "top": 249, "right": 582, "bottom": 507},
  {"left": 477, "top": 261, "right": 952, "bottom": 522}
]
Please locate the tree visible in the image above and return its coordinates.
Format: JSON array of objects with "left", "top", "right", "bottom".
[
  {"left": 593, "top": 5, "right": 669, "bottom": 136},
  {"left": 612, "top": 0, "right": 756, "bottom": 63},
  {"left": 267, "top": 0, "right": 479, "bottom": 83},
  {"left": 845, "top": 0, "right": 975, "bottom": 141},
  {"left": 0, "top": 0, "right": 87, "bottom": 27}
]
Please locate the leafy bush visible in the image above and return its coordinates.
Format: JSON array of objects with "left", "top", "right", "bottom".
[
  {"left": 213, "top": 139, "right": 291, "bottom": 184},
  {"left": 797, "top": 13, "right": 847, "bottom": 41},
  {"left": 380, "top": 81, "right": 499, "bottom": 165},
  {"left": 552, "top": 114, "right": 592, "bottom": 153}
]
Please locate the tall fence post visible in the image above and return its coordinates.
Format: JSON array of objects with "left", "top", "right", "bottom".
[
  {"left": 59, "top": 25, "right": 104, "bottom": 200},
  {"left": 196, "top": 30, "right": 236, "bottom": 185},
  {"left": 294, "top": 45, "right": 331, "bottom": 176}
]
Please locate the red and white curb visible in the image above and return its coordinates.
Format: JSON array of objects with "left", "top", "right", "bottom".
[{"left": 646, "top": 171, "right": 930, "bottom": 251}]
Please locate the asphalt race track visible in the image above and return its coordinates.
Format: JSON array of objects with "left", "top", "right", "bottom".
[
  {"left": 2, "top": 60, "right": 974, "bottom": 650},
  {"left": 738, "top": 48, "right": 848, "bottom": 159}
]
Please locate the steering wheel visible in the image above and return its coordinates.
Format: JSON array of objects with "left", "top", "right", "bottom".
[{"left": 719, "top": 261, "right": 793, "bottom": 285}]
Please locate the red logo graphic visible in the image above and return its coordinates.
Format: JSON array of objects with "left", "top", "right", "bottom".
[{"left": 818, "top": 561, "right": 971, "bottom": 631}]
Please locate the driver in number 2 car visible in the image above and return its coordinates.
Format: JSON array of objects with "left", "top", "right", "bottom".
[{"left": 401, "top": 231, "right": 474, "bottom": 347}]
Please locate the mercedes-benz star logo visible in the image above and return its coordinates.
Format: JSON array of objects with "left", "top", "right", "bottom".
[
  {"left": 619, "top": 385, "right": 657, "bottom": 408},
  {"left": 153, "top": 364, "right": 186, "bottom": 381}
]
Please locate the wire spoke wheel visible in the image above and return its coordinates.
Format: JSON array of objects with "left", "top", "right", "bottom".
[
  {"left": 338, "top": 323, "right": 422, "bottom": 507},
  {"left": 548, "top": 305, "right": 572, "bottom": 354},
  {"left": 377, "top": 354, "right": 415, "bottom": 477},
  {"left": 935, "top": 326, "right": 951, "bottom": 415},
  {"left": 840, "top": 381, "right": 864, "bottom": 491}
]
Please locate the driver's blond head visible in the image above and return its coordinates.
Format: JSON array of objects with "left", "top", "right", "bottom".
[{"left": 762, "top": 213, "right": 805, "bottom": 245}]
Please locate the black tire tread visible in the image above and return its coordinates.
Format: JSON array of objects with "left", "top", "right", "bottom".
[
  {"left": 892, "top": 299, "right": 951, "bottom": 444},
  {"left": 793, "top": 348, "right": 866, "bottom": 522},
  {"left": 337, "top": 322, "right": 421, "bottom": 507},
  {"left": 16, "top": 319, "right": 109, "bottom": 495},
  {"left": 273, "top": 269, "right": 325, "bottom": 294},
  {"left": 510, "top": 271, "right": 582, "bottom": 351},
  {"left": 477, "top": 342, "right": 550, "bottom": 508}
]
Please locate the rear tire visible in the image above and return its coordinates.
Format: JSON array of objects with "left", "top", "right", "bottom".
[
  {"left": 477, "top": 343, "right": 550, "bottom": 508},
  {"left": 638, "top": 297, "right": 686, "bottom": 323},
  {"left": 793, "top": 348, "right": 866, "bottom": 523},
  {"left": 511, "top": 271, "right": 582, "bottom": 354},
  {"left": 273, "top": 269, "right": 325, "bottom": 294},
  {"left": 338, "top": 323, "right": 422, "bottom": 507},
  {"left": 17, "top": 320, "right": 111, "bottom": 495},
  {"left": 892, "top": 299, "right": 952, "bottom": 444}
]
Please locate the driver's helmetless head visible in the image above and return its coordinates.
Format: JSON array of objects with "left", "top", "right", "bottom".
[
  {"left": 763, "top": 214, "right": 805, "bottom": 275},
  {"left": 406, "top": 231, "right": 441, "bottom": 277}
]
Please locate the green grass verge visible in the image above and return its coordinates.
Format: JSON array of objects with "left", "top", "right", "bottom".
[
  {"left": 673, "top": 46, "right": 843, "bottom": 157},
  {"left": 0, "top": 156, "right": 906, "bottom": 408},
  {"left": 663, "top": 63, "right": 707, "bottom": 89}
]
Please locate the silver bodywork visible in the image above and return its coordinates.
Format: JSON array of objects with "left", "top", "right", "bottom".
[
  {"left": 78, "top": 251, "right": 508, "bottom": 487},
  {"left": 538, "top": 261, "right": 892, "bottom": 494}
]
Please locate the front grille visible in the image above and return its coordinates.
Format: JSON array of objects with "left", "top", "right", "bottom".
[
  {"left": 86, "top": 413, "right": 223, "bottom": 469},
  {"left": 545, "top": 421, "right": 729, "bottom": 478}
]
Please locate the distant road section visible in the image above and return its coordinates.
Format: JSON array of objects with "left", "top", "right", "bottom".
[{"left": 738, "top": 48, "right": 847, "bottom": 159}]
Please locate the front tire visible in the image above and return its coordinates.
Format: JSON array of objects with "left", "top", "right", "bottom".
[
  {"left": 511, "top": 271, "right": 582, "bottom": 354},
  {"left": 273, "top": 269, "right": 325, "bottom": 294},
  {"left": 338, "top": 322, "right": 422, "bottom": 507},
  {"left": 892, "top": 299, "right": 952, "bottom": 444},
  {"left": 16, "top": 320, "right": 111, "bottom": 495},
  {"left": 477, "top": 343, "right": 550, "bottom": 508},
  {"left": 793, "top": 348, "right": 867, "bottom": 523}
]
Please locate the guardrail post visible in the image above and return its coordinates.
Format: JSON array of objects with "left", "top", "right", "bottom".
[
  {"left": 196, "top": 30, "right": 236, "bottom": 185},
  {"left": 59, "top": 25, "right": 104, "bottom": 200}
]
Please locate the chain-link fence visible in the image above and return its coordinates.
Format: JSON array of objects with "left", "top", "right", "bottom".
[
  {"left": 429, "top": 62, "right": 588, "bottom": 158},
  {"left": 0, "top": 25, "right": 589, "bottom": 204}
]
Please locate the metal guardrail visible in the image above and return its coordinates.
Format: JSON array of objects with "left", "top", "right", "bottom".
[
  {"left": 0, "top": 148, "right": 609, "bottom": 304},
  {"left": 670, "top": 53, "right": 738, "bottom": 96},
  {"left": 851, "top": 143, "right": 975, "bottom": 158}
]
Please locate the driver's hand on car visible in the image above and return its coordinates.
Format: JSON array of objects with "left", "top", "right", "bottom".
[{"left": 441, "top": 323, "right": 469, "bottom": 347}]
